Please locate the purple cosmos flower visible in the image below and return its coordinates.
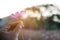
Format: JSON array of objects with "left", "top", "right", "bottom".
[{"left": 10, "top": 10, "right": 26, "bottom": 19}]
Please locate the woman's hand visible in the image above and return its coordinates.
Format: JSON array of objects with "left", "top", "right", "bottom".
[{"left": 0, "top": 23, "right": 21, "bottom": 40}]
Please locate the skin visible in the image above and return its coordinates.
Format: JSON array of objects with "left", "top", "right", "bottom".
[{"left": 0, "top": 23, "right": 22, "bottom": 40}]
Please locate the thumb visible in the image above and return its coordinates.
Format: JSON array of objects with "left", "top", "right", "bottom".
[{"left": 12, "top": 23, "right": 21, "bottom": 35}]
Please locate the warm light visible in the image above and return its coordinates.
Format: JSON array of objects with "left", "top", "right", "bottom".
[
  {"left": 20, "top": 10, "right": 29, "bottom": 19},
  {"left": 22, "top": 13, "right": 28, "bottom": 19},
  {"left": 26, "top": 10, "right": 41, "bottom": 20}
]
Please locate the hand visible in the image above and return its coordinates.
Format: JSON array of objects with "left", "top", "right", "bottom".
[{"left": 0, "top": 23, "right": 21, "bottom": 40}]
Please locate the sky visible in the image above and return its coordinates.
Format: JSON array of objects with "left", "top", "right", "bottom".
[{"left": 0, "top": 0, "right": 60, "bottom": 18}]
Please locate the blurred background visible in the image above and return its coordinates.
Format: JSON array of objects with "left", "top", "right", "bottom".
[{"left": 0, "top": 0, "right": 60, "bottom": 18}]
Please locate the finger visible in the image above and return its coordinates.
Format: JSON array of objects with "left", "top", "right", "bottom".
[
  {"left": 1, "top": 24, "right": 11, "bottom": 32},
  {"left": 20, "top": 21, "right": 24, "bottom": 28},
  {"left": 12, "top": 21, "right": 24, "bottom": 33},
  {"left": 12, "top": 23, "right": 22, "bottom": 35}
]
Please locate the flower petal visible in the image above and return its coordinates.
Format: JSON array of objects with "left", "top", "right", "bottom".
[{"left": 10, "top": 14, "right": 17, "bottom": 19}]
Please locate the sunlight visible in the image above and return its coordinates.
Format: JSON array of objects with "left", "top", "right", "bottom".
[
  {"left": 25, "top": 10, "right": 41, "bottom": 20},
  {"left": 0, "top": 0, "right": 60, "bottom": 18}
]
